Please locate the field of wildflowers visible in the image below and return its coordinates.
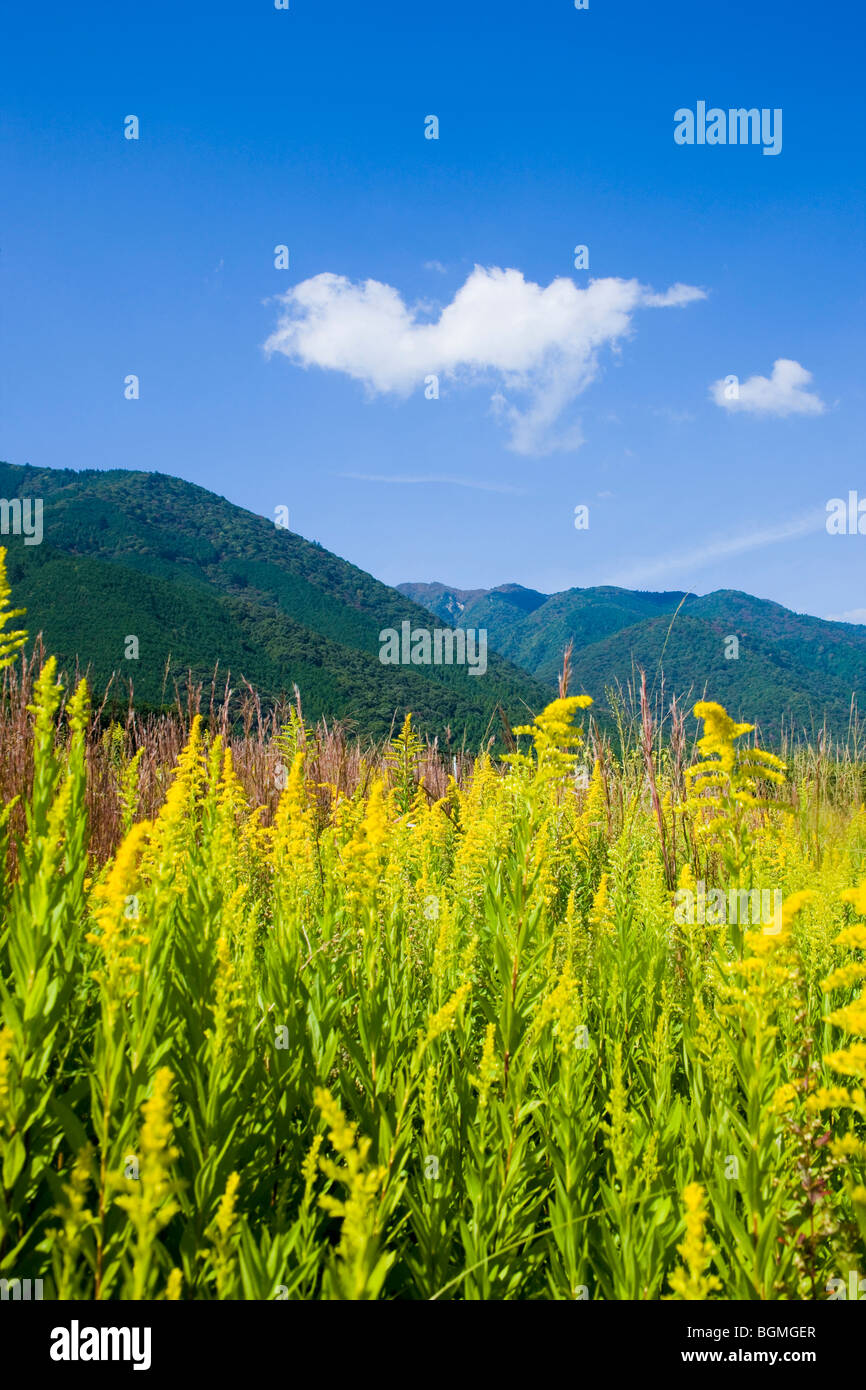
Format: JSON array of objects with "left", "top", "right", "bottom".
[{"left": 1, "top": 548, "right": 865, "bottom": 1301}]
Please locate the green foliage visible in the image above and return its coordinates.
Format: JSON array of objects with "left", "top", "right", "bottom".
[
  {"left": 1, "top": 649, "right": 865, "bottom": 1299},
  {"left": 0, "top": 461, "right": 548, "bottom": 746}
]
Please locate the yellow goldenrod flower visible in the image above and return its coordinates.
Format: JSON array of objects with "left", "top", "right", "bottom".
[
  {"left": 842, "top": 881, "right": 866, "bottom": 917},
  {"left": 470, "top": 1022, "right": 499, "bottom": 1108},
  {"left": 86, "top": 821, "right": 152, "bottom": 1015},
  {"left": 343, "top": 779, "right": 392, "bottom": 911},
  {"left": 510, "top": 696, "right": 593, "bottom": 783},
  {"left": 301, "top": 1134, "right": 324, "bottom": 1207},
  {"left": 0, "top": 546, "right": 27, "bottom": 668},
  {"left": 0, "top": 1027, "right": 13, "bottom": 1127},
  {"left": 215, "top": 1171, "right": 241, "bottom": 1239},
  {"left": 147, "top": 717, "right": 206, "bottom": 885},
  {"left": 314, "top": 1088, "right": 389, "bottom": 1299},
  {"left": 588, "top": 872, "right": 615, "bottom": 935},
  {"left": 668, "top": 1183, "right": 722, "bottom": 1300},
  {"left": 780, "top": 889, "right": 815, "bottom": 932},
  {"left": 421, "top": 983, "right": 471, "bottom": 1050},
  {"left": 114, "top": 1068, "right": 181, "bottom": 1299}
]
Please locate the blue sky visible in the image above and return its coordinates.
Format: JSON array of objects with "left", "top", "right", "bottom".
[{"left": 2, "top": 0, "right": 864, "bottom": 619}]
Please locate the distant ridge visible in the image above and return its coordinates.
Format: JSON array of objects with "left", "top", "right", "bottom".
[
  {"left": 398, "top": 581, "right": 866, "bottom": 742},
  {"left": 3, "top": 455, "right": 862, "bottom": 745},
  {"left": 0, "top": 461, "right": 549, "bottom": 744}
]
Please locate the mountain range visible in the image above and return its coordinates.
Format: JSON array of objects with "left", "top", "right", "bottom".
[
  {"left": 0, "top": 461, "right": 547, "bottom": 746},
  {"left": 398, "top": 581, "right": 866, "bottom": 743},
  {"left": 1, "top": 459, "right": 863, "bottom": 746}
]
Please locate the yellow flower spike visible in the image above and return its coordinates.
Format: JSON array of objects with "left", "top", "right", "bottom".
[
  {"left": 841, "top": 881, "right": 866, "bottom": 917},
  {"left": 822, "top": 961, "right": 866, "bottom": 992},
  {"left": 301, "top": 1134, "right": 324, "bottom": 1207},
  {"left": 832, "top": 924, "right": 866, "bottom": 951},
  {"left": 668, "top": 1182, "right": 722, "bottom": 1300},
  {"left": 114, "top": 1068, "right": 182, "bottom": 1298},
  {"left": 829, "top": 1133, "right": 866, "bottom": 1161},
  {"left": 0, "top": 1027, "right": 15, "bottom": 1128},
  {"left": 573, "top": 757, "right": 608, "bottom": 859},
  {"left": 509, "top": 695, "right": 593, "bottom": 787},
  {"left": 313, "top": 1088, "right": 389, "bottom": 1298},
  {"left": 0, "top": 546, "right": 28, "bottom": 669},
  {"left": 44, "top": 1145, "right": 99, "bottom": 1297},
  {"left": 692, "top": 701, "right": 754, "bottom": 769},
  {"left": 824, "top": 1043, "right": 866, "bottom": 1077},
  {"left": 343, "top": 778, "right": 392, "bottom": 912},
  {"left": 588, "top": 872, "right": 614, "bottom": 935},
  {"left": 677, "top": 860, "right": 696, "bottom": 893},
  {"left": 420, "top": 982, "right": 471, "bottom": 1050},
  {"left": 780, "top": 889, "right": 815, "bottom": 932},
  {"left": 821, "top": 888, "right": 866, "bottom": 1173},
  {"left": 770, "top": 1082, "right": 798, "bottom": 1115},
  {"left": 206, "top": 935, "right": 243, "bottom": 1058},
  {"left": 272, "top": 749, "right": 315, "bottom": 871},
  {"left": 807, "top": 1085, "right": 853, "bottom": 1112},
  {"left": 470, "top": 1022, "right": 499, "bottom": 1108},
  {"left": 535, "top": 961, "right": 583, "bottom": 1059},
  {"left": 215, "top": 1171, "right": 241, "bottom": 1240},
  {"left": 146, "top": 716, "right": 206, "bottom": 872},
  {"left": 686, "top": 700, "right": 791, "bottom": 887},
  {"left": 214, "top": 745, "right": 248, "bottom": 858},
  {"left": 206, "top": 1170, "right": 242, "bottom": 1298},
  {"left": 86, "top": 821, "right": 152, "bottom": 1014},
  {"left": 431, "top": 899, "right": 457, "bottom": 984},
  {"left": 315, "top": 1087, "right": 361, "bottom": 1159},
  {"left": 66, "top": 677, "right": 91, "bottom": 740},
  {"left": 827, "top": 1000, "right": 866, "bottom": 1035}
]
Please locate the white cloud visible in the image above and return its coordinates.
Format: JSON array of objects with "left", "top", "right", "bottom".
[
  {"left": 825, "top": 609, "right": 866, "bottom": 625},
  {"left": 423, "top": 260, "right": 448, "bottom": 274},
  {"left": 641, "top": 283, "right": 706, "bottom": 308},
  {"left": 338, "top": 471, "right": 525, "bottom": 494},
  {"left": 612, "top": 509, "right": 825, "bottom": 587},
  {"left": 710, "top": 358, "right": 826, "bottom": 417},
  {"left": 264, "top": 266, "right": 706, "bottom": 455}
]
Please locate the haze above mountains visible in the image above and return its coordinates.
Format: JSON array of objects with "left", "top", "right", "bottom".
[{"left": 1, "top": 460, "right": 864, "bottom": 745}]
